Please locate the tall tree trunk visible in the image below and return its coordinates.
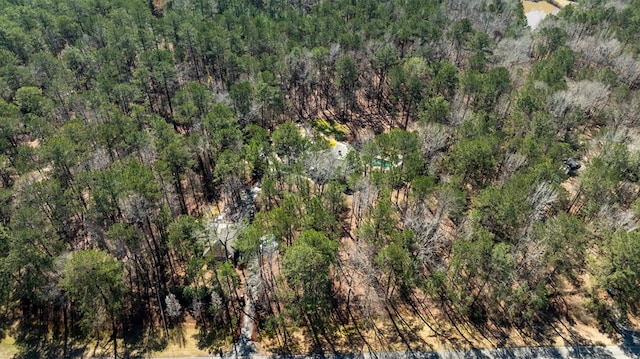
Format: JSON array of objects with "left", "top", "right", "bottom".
[
  {"left": 112, "top": 316, "right": 118, "bottom": 359},
  {"left": 63, "top": 301, "right": 69, "bottom": 358}
]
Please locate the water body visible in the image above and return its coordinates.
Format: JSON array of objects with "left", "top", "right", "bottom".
[{"left": 523, "top": 1, "right": 561, "bottom": 29}]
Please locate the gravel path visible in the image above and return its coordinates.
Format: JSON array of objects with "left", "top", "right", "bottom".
[{"left": 229, "top": 256, "right": 261, "bottom": 358}]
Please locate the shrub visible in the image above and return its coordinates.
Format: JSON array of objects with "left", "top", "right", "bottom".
[{"left": 312, "top": 118, "right": 349, "bottom": 141}]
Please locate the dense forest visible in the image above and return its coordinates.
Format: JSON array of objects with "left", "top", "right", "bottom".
[{"left": 1, "top": 0, "right": 640, "bottom": 357}]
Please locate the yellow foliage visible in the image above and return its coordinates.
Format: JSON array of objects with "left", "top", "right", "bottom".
[{"left": 312, "top": 118, "right": 349, "bottom": 140}]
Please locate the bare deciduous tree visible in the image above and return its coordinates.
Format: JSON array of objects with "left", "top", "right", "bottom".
[
  {"left": 548, "top": 80, "right": 610, "bottom": 131},
  {"left": 352, "top": 178, "right": 378, "bottom": 226},
  {"left": 347, "top": 239, "right": 383, "bottom": 317},
  {"left": 611, "top": 93, "right": 640, "bottom": 127},
  {"left": 494, "top": 35, "right": 534, "bottom": 69},
  {"left": 405, "top": 187, "right": 462, "bottom": 273},
  {"left": 119, "top": 192, "right": 155, "bottom": 224},
  {"left": 446, "top": 0, "right": 524, "bottom": 41},
  {"left": 210, "top": 291, "right": 222, "bottom": 316},
  {"left": 511, "top": 234, "right": 546, "bottom": 316},
  {"left": 498, "top": 152, "right": 528, "bottom": 184},
  {"left": 165, "top": 293, "right": 182, "bottom": 318},
  {"left": 418, "top": 122, "right": 450, "bottom": 159},
  {"left": 191, "top": 298, "right": 204, "bottom": 320},
  {"left": 598, "top": 204, "right": 638, "bottom": 232},
  {"left": 612, "top": 53, "right": 640, "bottom": 89},
  {"left": 571, "top": 35, "right": 622, "bottom": 68},
  {"left": 304, "top": 150, "right": 340, "bottom": 188},
  {"left": 404, "top": 204, "right": 451, "bottom": 273},
  {"left": 527, "top": 181, "right": 558, "bottom": 224}
]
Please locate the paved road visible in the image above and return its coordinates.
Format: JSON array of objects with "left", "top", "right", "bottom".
[{"left": 151, "top": 345, "right": 640, "bottom": 359}]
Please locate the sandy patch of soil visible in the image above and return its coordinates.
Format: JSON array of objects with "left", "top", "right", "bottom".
[{"left": 522, "top": 1, "right": 561, "bottom": 14}]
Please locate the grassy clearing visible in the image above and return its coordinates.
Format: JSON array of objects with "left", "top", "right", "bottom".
[
  {"left": 0, "top": 322, "right": 212, "bottom": 359},
  {"left": 150, "top": 323, "right": 210, "bottom": 358},
  {"left": 0, "top": 335, "right": 18, "bottom": 358},
  {"left": 97, "top": 322, "right": 213, "bottom": 358}
]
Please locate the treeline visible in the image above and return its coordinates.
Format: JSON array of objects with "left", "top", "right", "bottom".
[{"left": 1, "top": 0, "right": 640, "bottom": 357}]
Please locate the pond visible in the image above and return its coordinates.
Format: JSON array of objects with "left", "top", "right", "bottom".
[{"left": 522, "top": 1, "right": 560, "bottom": 29}]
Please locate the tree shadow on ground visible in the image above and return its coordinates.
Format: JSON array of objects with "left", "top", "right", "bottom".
[
  {"left": 11, "top": 321, "right": 88, "bottom": 359},
  {"left": 170, "top": 323, "right": 187, "bottom": 348},
  {"left": 123, "top": 326, "right": 168, "bottom": 358},
  {"left": 619, "top": 328, "right": 640, "bottom": 357},
  {"left": 381, "top": 303, "right": 433, "bottom": 353},
  {"left": 423, "top": 297, "right": 617, "bottom": 358},
  {"left": 194, "top": 324, "right": 228, "bottom": 353},
  {"left": 259, "top": 326, "right": 302, "bottom": 356}
]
